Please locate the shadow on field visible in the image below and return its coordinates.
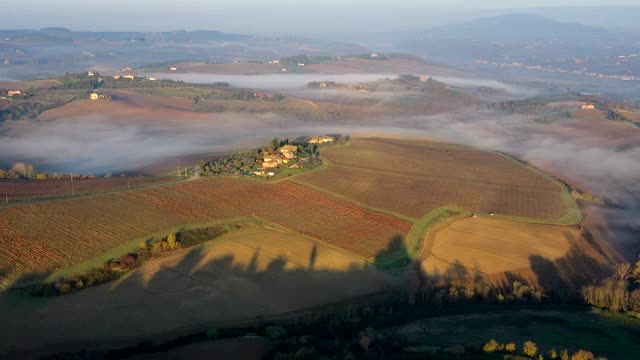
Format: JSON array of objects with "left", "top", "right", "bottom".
[
  {"left": 409, "top": 228, "right": 616, "bottom": 296},
  {"left": 0, "top": 263, "right": 53, "bottom": 293},
  {"left": 0, "top": 227, "right": 619, "bottom": 358},
  {"left": 372, "top": 234, "right": 412, "bottom": 269}
]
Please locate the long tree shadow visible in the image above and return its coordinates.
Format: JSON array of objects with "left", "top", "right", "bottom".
[
  {"left": 1, "top": 266, "right": 55, "bottom": 296},
  {"left": 373, "top": 234, "right": 411, "bottom": 270},
  {"left": 0, "top": 227, "right": 621, "bottom": 358}
]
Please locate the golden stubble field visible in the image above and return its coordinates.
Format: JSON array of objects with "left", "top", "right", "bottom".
[{"left": 420, "top": 216, "right": 613, "bottom": 286}]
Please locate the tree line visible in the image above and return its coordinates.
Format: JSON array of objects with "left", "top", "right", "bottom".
[
  {"left": 483, "top": 339, "right": 607, "bottom": 360},
  {"left": 582, "top": 260, "right": 640, "bottom": 314},
  {"left": 0, "top": 162, "right": 98, "bottom": 180},
  {"left": 16, "top": 223, "right": 242, "bottom": 297}
]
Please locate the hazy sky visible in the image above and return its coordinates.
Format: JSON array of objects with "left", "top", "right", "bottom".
[{"left": 1, "top": 1, "right": 639, "bottom": 36}]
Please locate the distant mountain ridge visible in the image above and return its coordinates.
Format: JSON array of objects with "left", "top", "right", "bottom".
[
  {"left": 424, "top": 13, "right": 609, "bottom": 39},
  {"left": 0, "top": 28, "right": 252, "bottom": 42},
  {"left": 0, "top": 29, "right": 367, "bottom": 80}
]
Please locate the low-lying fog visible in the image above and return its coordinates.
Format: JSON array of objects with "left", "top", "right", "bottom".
[
  {"left": 1, "top": 110, "right": 638, "bottom": 205},
  {"left": 152, "top": 73, "right": 396, "bottom": 90},
  {"left": 152, "top": 72, "right": 532, "bottom": 96}
]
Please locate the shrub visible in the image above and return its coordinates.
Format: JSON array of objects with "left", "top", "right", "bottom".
[
  {"left": 122, "top": 253, "right": 138, "bottom": 269},
  {"left": 265, "top": 326, "right": 288, "bottom": 342},
  {"left": 523, "top": 341, "right": 538, "bottom": 357},
  {"left": 57, "top": 282, "right": 72, "bottom": 295},
  {"left": 151, "top": 241, "right": 164, "bottom": 256},
  {"left": 571, "top": 350, "right": 595, "bottom": 360},
  {"left": 483, "top": 339, "right": 502, "bottom": 353},
  {"left": 506, "top": 343, "right": 517, "bottom": 352},
  {"left": 167, "top": 233, "right": 178, "bottom": 249}
]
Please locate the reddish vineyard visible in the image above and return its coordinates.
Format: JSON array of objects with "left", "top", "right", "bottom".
[
  {"left": 0, "top": 177, "right": 178, "bottom": 202},
  {"left": 0, "top": 178, "right": 411, "bottom": 286},
  {"left": 297, "top": 138, "right": 569, "bottom": 219}
]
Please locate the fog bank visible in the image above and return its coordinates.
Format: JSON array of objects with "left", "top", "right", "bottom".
[
  {"left": 1, "top": 110, "right": 638, "bottom": 209},
  {"left": 152, "top": 73, "right": 397, "bottom": 90}
]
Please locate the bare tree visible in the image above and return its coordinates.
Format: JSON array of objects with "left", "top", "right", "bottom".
[
  {"left": 615, "top": 263, "right": 633, "bottom": 281},
  {"left": 12, "top": 162, "right": 34, "bottom": 178}
]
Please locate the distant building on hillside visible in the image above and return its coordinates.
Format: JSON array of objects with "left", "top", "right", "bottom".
[
  {"left": 419, "top": 76, "right": 428, "bottom": 82},
  {"left": 89, "top": 92, "right": 108, "bottom": 101},
  {"left": 297, "top": 63, "right": 305, "bottom": 67},
  {"left": 278, "top": 145, "right": 298, "bottom": 159},
  {"left": 308, "top": 135, "right": 335, "bottom": 144},
  {"left": 7, "top": 90, "right": 22, "bottom": 97},
  {"left": 263, "top": 155, "right": 282, "bottom": 168},
  {"left": 169, "top": 66, "right": 177, "bottom": 71},
  {"left": 370, "top": 52, "right": 378, "bottom": 58},
  {"left": 124, "top": 75, "right": 135, "bottom": 80},
  {"left": 281, "top": 68, "right": 288, "bottom": 72},
  {"left": 581, "top": 103, "right": 596, "bottom": 110},
  {"left": 113, "top": 75, "right": 121, "bottom": 80}
]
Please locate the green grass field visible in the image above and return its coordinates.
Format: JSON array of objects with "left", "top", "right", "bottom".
[{"left": 396, "top": 307, "right": 640, "bottom": 360}]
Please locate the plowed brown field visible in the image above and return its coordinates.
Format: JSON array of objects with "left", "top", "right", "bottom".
[
  {"left": 296, "top": 138, "right": 569, "bottom": 220},
  {"left": 0, "top": 178, "right": 411, "bottom": 286},
  {"left": 0, "top": 177, "right": 177, "bottom": 201}
]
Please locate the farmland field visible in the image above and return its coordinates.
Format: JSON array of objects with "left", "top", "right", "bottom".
[
  {"left": 420, "top": 217, "right": 612, "bottom": 286},
  {"left": 0, "top": 177, "right": 178, "bottom": 202},
  {"left": 0, "top": 227, "right": 390, "bottom": 355},
  {"left": 0, "top": 178, "right": 410, "bottom": 287},
  {"left": 296, "top": 137, "right": 572, "bottom": 221},
  {"left": 393, "top": 308, "right": 640, "bottom": 360}
]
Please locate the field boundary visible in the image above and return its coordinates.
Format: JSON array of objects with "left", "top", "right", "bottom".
[
  {"left": 373, "top": 207, "right": 471, "bottom": 269},
  {"left": 409, "top": 207, "right": 472, "bottom": 260},
  {"left": 0, "top": 177, "right": 190, "bottom": 207},
  {"left": 288, "top": 177, "right": 416, "bottom": 222},
  {"left": 10, "top": 215, "right": 371, "bottom": 289},
  {"left": 31, "top": 217, "right": 251, "bottom": 285},
  {"left": 495, "top": 152, "right": 581, "bottom": 225}
]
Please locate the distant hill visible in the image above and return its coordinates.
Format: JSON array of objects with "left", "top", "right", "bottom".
[
  {"left": 422, "top": 13, "right": 609, "bottom": 40},
  {"left": 357, "top": 13, "right": 640, "bottom": 99},
  {"left": 0, "top": 29, "right": 366, "bottom": 80}
]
